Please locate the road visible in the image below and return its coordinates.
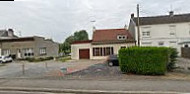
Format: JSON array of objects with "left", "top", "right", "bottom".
[
  {"left": 0, "top": 79, "right": 190, "bottom": 93},
  {"left": 0, "top": 91, "right": 74, "bottom": 94}
]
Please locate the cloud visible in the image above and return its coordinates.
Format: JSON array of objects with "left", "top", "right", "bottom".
[{"left": 0, "top": 0, "right": 190, "bottom": 42}]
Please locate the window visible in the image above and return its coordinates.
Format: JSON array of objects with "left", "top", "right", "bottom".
[
  {"left": 117, "top": 35, "right": 127, "bottom": 40},
  {"left": 2, "top": 49, "right": 11, "bottom": 56},
  {"left": 170, "top": 41, "right": 177, "bottom": 44},
  {"left": 142, "top": 31, "right": 150, "bottom": 37},
  {"left": 93, "top": 47, "right": 114, "bottom": 56},
  {"left": 169, "top": 25, "right": 176, "bottom": 36},
  {"left": 142, "top": 27, "right": 151, "bottom": 37},
  {"left": 93, "top": 48, "right": 102, "bottom": 56},
  {"left": 170, "top": 41, "right": 177, "bottom": 47},
  {"left": 121, "top": 46, "right": 126, "bottom": 49},
  {"left": 158, "top": 42, "right": 164, "bottom": 46},
  {"left": 23, "top": 48, "right": 34, "bottom": 57},
  {"left": 40, "top": 47, "right": 47, "bottom": 55},
  {"left": 141, "top": 42, "right": 152, "bottom": 46}
]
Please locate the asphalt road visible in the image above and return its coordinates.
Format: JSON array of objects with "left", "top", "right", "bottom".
[
  {"left": 0, "top": 79, "right": 190, "bottom": 93},
  {"left": 0, "top": 91, "right": 74, "bottom": 94}
]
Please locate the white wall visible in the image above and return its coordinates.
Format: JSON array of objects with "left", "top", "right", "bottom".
[
  {"left": 71, "top": 43, "right": 92, "bottom": 60},
  {"left": 71, "top": 43, "right": 135, "bottom": 60},
  {"left": 133, "top": 22, "right": 190, "bottom": 55}
]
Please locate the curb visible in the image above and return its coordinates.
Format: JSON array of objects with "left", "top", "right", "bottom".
[{"left": 0, "top": 87, "right": 183, "bottom": 94}]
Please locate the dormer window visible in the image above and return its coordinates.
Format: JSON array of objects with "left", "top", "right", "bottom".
[{"left": 117, "top": 35, "right": 127, "bottom": 40}]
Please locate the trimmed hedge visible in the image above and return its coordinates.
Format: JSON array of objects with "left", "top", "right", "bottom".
[
  {"left": 26, "top": 57, "right": 54, "bottom": 62},
  {"left": 119, "top": 47, "right": 170, "bottom": 75},
  {"left": 167, "top": 48, "right": 178, "bottom": 71}
]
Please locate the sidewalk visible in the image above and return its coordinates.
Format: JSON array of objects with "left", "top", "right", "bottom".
[{"left": 0, "top": 79, "right": 190, "bottom": 93}]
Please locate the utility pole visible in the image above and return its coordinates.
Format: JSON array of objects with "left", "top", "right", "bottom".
[{"left": 137, "top": 4, "right": 140, "bottom": 46}]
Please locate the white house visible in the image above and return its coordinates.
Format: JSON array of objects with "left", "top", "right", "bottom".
[
  {"left": 128, "top": 11, "right": 190, "bottom": 55},
  {"left": 71, "top": 28, "right": 135, "bottom": 60}
]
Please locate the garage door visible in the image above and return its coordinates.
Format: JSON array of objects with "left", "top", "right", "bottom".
[{"left": 79, "top": 49, "right": 90, "bottom": 59}]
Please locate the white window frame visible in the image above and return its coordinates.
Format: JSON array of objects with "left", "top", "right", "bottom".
[
  {"left": 2, "top": 49, "right": 11, "bottom": 56},
  {"left": 158, "top": 42, "right": 164, "bottom": 46},
  {"left": 40, "top": 47, "right": 47, "bottom": 55},
  {"left": 23, "top": 48, "right": 34, "bottom": 57},
  {"left": 141, "top": 27, "right": 151, "bottom": 38},
  {"left": 117, "top": 35, "right": 127, "bottom": 40},
  {"left": 169, "top": 25, "right": 176, "bottom": 36}
]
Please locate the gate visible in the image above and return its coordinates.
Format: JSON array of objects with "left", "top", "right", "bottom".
[{"left": 181, "top": 47, "right": 190, "bottom": 59}]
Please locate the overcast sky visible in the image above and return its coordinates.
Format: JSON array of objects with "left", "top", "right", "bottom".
[{"left": 0, "top": 0, "right": 190, "bottom": 43}]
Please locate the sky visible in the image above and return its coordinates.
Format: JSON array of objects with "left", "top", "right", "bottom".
[{"left": 0, "top": 0, "right": 190, "bottom": 43}]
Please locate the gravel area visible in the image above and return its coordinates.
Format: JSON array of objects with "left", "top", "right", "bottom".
[
  {"left": 174, "top": 58, "right": 190, "bottom": 73},
  {"left": 0, "top": 60, "right": 105, "bottom": 79},
  {"left": 68, "top": 63, "right": 122, "bottom": 77},
  {"left": 65, "top": 58, "right": 190, "bottom": 80}
]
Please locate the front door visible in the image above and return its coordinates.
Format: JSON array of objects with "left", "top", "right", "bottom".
[{"left": 17, "top": 49, "right": 22, "bottom": 59}]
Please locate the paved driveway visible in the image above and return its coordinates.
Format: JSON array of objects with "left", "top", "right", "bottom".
[{"left": 0, "top": 60, "right": 105, "bottom": 78}]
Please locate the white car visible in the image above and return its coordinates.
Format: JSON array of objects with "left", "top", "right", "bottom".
[{"left": 0, "top": 56, "right": 13, "bottom": 63}]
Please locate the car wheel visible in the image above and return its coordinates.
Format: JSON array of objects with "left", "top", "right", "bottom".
[{"left": 108, "top": 62, "right": 113, "bottom": 67}]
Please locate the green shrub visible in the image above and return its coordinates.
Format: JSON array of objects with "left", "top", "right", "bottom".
[
  {"left": 167, "top": 48, "right": 178, "bottom": 71},
  {"left": 119, "top": 47, "right": 169, "bottom": 75},
  {"left": 26, "top": 57, "right": 54, "bottom": 62}
]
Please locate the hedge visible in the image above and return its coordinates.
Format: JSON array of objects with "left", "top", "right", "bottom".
[
  {"left": 167, "top": 48, "right": 178, "bottom": 71},
  {"left": 26, "top": 57, "right": 54, "bottom": 62},
  {"left": 119, "top": 47, "right": 170, "bottom": 75}
]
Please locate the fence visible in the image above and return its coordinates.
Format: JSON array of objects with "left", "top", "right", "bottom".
[{"left": 181, "top": 47, "right": 190, "bottom": 59}]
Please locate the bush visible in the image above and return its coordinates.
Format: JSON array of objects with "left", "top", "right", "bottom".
[
  {"left": 26, "top": 57, "right": 54, "bottom": 62},
  {"left": 167, "top": 48, "right": 178, "bottom": 71},
  {"left": 119, "top": 47, "right": 170, "bottom": 75}
]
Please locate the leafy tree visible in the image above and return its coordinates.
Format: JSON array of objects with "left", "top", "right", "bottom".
[
  {"left": 59, "top": 30, "right": 89, "bottom": 55},
  {"left": 74, "top": 30, "right": 89, "bottom": 41}
]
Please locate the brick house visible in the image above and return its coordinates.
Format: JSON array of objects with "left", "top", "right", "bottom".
[
  {"left": 71, "top": 28, "right": 135, "bottom": 60},
  {"left": 0, "top": 29, "right": 59, "bottom": 59}
]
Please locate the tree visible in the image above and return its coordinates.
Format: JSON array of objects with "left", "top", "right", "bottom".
[
  {"left": 59, "top": 30, "right": 89, "bottom": 55},
  {"left": 74, "top": 30, "right": 89, "bottom": 41}
]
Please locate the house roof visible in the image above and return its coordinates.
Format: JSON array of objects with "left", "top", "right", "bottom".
[
  {"left": 0, "top": 29, "right": 18, "bottom": 39},
  {"left": 133, "top": 13, "right": 190, "bottom": 26},
  {"left": 0, "top": 37, "right": 35, "bottom": 42},
  {"left": 92, "top": 28, "right": 135, "bottom": 44}
]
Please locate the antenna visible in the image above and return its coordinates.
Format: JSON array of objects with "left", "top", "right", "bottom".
[{"left": 170, "top": 4, "right": 173, "bottom": 12}]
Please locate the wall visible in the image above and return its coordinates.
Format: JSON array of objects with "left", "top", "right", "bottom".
[
  {"left": 0, "top": 41, "right": 35, "bottom": 58},
  {"left": 71, "top": 43, "right": 92, "bottom": 60},
  {"left": 132, "top": 22, "right": 190, "bottom": 55},
  {"left": 34, "top": 37, "right": 59, "bottom": 58},
  {"left": 0, "top": 37, "right": 59, "bottom": 58},
  {"left": 91, "top": 43, "right": 135, "bottom": 59},
  {"left": 128, "top": 19, "right": 138, "bottom": 45}
]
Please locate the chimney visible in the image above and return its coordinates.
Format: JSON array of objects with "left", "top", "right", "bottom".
[
  {"left": 131, "top": 13, "right": 135, "bottom": 18},
  {"left": 124, "top": 24, "right": 128, "bottom": 30},
  {"left": 7, "top": 28, "right": 14, "bottom": 37},
  {"left": 169, "top": 11, "right": 174, "bottom": 17}
]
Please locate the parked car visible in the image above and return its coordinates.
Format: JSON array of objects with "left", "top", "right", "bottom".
[
  {"left": 107, "top": 55, "right": 119, "bottom": 67},
  {"left": 0, "top": 55, "right": 13, "bottom": 63}
]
